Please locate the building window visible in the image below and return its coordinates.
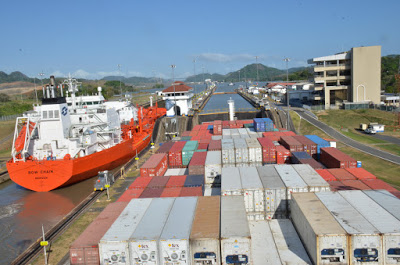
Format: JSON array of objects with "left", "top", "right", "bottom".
[
  {"left": 42, "top": 111, "right": 48, "bottom": 119},
  {"left": 54, "top": 110, "right": 60, "bottom": 118}
]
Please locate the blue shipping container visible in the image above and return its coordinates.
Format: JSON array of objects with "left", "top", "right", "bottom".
[
  {"left": 184, "top": 175, "right": 204, "bottom": 187},
  {"left": 305, "top": 135, "right": 330, "bottom": 159},
  {"left": 291, "top": 151, "right": 312, "bottom": 164}
]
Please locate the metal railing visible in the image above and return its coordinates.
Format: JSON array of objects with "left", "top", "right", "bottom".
[{"left": 0, "top": 114, "right": 21, "bottom": 121}]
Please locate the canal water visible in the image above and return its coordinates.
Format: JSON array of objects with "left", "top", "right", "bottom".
[{"left": 0, "top": 177, "right": 96, "bottom": 264}]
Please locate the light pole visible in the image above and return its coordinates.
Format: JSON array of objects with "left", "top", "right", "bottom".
[
  {"left": 171, "top": 64, "right": 178, "bottom": 136},
  {"left": 193, "top": 58, "right": 196, "bottom": 95},
  {"left": 255, "top": 56, "right": 259, "bottom": 83},
  {"left": 284, "top": 57, "right": 290, "bottom": 130},
  {"left": 117, "top": 64, "right": 122, "bottom": 98}
]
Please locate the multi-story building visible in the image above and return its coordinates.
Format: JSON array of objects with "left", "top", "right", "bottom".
[
  {"left": 308, "top": 45, "right": 381, "bottom": 108},
  {"left": 161, "top": 81, "right": 194, "bottom": 116}
]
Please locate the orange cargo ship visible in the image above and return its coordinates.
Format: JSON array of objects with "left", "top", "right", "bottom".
[{"left": 7, "top": 76, "right": 166, "bottom": 192}]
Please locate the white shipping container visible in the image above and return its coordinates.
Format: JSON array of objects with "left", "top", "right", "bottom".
[
  {"left": 249, "top": 134, "right": 259, "bottom": 139},
  {"left": 239, "top": 167, "right": 264, "bottom": 213},
  {"left": 164, "top": 168, "right": 187, "bottom": 176},
  {"left": 238, "top": 128, "right": 248, "bottom": 137},
  {"left": 222, "top": 129, "right": 231, "bottom": 136},
  {"left": 248, "top": 221, "right": 281, "bottom": 265},
  {"left": 290, "top": 193, "right": 348, "bottom": 265},
  {"left": 249, "top": 162, "right": 262, "bottom": 167},
  {"left": 223, "top": 135, "right": 232, "bottom": 139},
  {"left": 316, "top": 192, "right": 383, "bottom": 264},
  {"left": 231, "top": 135, "right": 241, "bottom": 139},
  {"left": 211, "top": 135, "right": 223, "bottom": 140},
  {"left": 240, "top": 134, "right": 250, "bottom": 139},
  {"left": 257, "top": 166, "right": 287, "bottom": 219},
  {"left": 275, "top": 165, "right": 308, "bottom": 200},
  {"left": 159, "top": 197, "right": 198, "bottom": 265},
  {"left": 221, "top": 167, "right": 242, "bottom": 196},
  {"left": 234, "top": 138, "right": 249, "bottom": 164},
  {"left": 245, "top": 127, "right": 256, "bottom": 133},
  {"left": 99, "top": 199, "right": 152, "bottom": 265},
  {"left": 256, "top": 132, "right": 263, "bottom": 138},
  {"left": 221, "top": 139, "right": 235, "bottom": 165},
  {"left": 204, "top": 151, "right": 222, "bottom": 185},
  {"left": 293, "top": 164, "right": 330, "bottom": 192},
  {"left": 222, "top": 163, "right": 235, "bottom": 168},
  {"left": 129, "top": 198, "right": 175, "bottom": 265},
  {"left": 245, "top": 138, "right": 262, "bottom": 163},
  {"left": 339, "top": 190, "right": 400, "bottom": 265},
  {"left": 363, "top": 189, "right": 400, "bottom": 221},
  {"left": 204, "top": 187, "right": 221, "bottom": 196},
  {"left": 269, "top": 219, "right": 312, "bottom": 265},
  {"left": 221, "top": 196, "right": 252, "bottom": 265},
  {"left": 230, "top": 129, "right": 239, "bottom": 136}
]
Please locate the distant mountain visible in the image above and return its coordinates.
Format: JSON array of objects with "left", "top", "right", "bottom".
[
  {"left": 0, "top": 71, "right": 33, "bottom": 84},
  {"left": 102, "top": 76, "right": 162, "bottom": 85}
]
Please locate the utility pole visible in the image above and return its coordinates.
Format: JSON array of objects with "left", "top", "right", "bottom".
[
  {"left": 117, "top": 64, "right": 122, "bottom": 98},
  {"left": 33, "top": 76, "right": 38, "bottom": 105},
  {"left": 171, "top": 64, "right": 178, "bottom": 136},
  {"left": 284, "top": 57, "right": 290, "bottom": 130},
  {"left": 255, "top": 56, "right": 259, "bottom": 83}
]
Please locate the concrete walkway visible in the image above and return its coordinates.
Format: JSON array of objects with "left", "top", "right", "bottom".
[{"left": 294, "top": 109, "right": 400, "bottom": 166}]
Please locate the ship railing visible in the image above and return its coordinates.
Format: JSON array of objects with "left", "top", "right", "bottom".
[{"left": 12, "top": 117, "right": 39, "bottom": 162}]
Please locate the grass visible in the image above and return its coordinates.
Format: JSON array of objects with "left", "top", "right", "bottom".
[{"left": 292, "top": 111, "right": 400, "bottom": 189}]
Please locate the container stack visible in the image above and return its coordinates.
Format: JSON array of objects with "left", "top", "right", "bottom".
[
  {"left": 320, "top": 147, "right": 357, "bottom": 168},
  {"left": 239, "top": 167, "right": 264, "bottom": 220}
]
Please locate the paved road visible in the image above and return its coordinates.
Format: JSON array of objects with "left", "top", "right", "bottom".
[
  {"left": 294, "top": 109, "right": 400, "bottom": 166},
  {"left": 371, "top": 134, "right": 400, "bottom": 146}
]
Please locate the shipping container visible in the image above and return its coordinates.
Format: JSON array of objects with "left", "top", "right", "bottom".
[
  {"left": 159, "top": 197, "right": 198, "bottom": 265},
  {"left": 274, "top": 165, "right": 308, "bottom": 201},
  {"left": 291, "top": 151, "right": 312, "bottom": 164},
  {"left": 128, "top": 176, "right": 152, "bottom": 189},
  {"left": 168, "top": 141, "right": 186, "bottom": 168},
  {"left": 238, "top": 128, "right": 249, "bottom": 137},
  {"left": 233, "top": 138, "right": 249, "bottom": 165},
  {"left": 164, "top": 168, "right": 187, "bottom": 176},
  {"left": 213, "top": 120, "right": 222, "bottom": 135},
  {"left": 280, "top": 136, "right": 304, "bottom": 152},
  {"left": 340, "top": 180, "right": 371, "bottom": 190},
  {"left": 211, "top": 135, "right": 223, "bottom": 140},
  {"left": 316, "top": 192, "right": 382, "bottom": 264},
  {"left": 253, "top": 118, "right": 266, "bottom": 132},
  {"left": 204, "top": 187, "right": 221, "bottom": 196},
  {"left": 269, "top": 219, "right": 312, "bottom": 265},
  {"left": 220, "top": 196, "right": 252, "bottom": 265},
  {"left": 156, "top": 141, "right": 175, "bottom": 161},
  {"left": 221, "top": 167, "right": 242, "bottom": 196},
  {"left": 139, "top": 187, "right": 164, "bottom": 198},
  {"left": 328, "top": 168, "right": 356, "bottom": 181},
  {"left": 328, "top": 181, "right": 349, "bottom": 192},
  {"left": 222, "top": 129, "right": 231, "bottom": 137},
  {"left": 99, "top": 199, "right": 152, "bottom": 264},
  {"left": 190, "top": 196, "right": 221, "bottom": 265},
  {"left": 70, "top": 202, "right": 128, "bottom": 265},
  {"left": 262, "top": 118, "right": 274, "bottom": 132},
  {"left": 204, "top": 151, "right": 222, "bottom": 185},
  {"left": 293, "top": 135, "right": 318, "bottom": 157},
  {"left": 361, "top": 179, "right": 398, "bottom": 192},
  {"left": 363, "top": 189, "right": 400, "bottom": 221},
  {"left": 196, "top": 142, "right": 209, "bottom": 151},
  {"left": 239, "top": 167, "right": 264, "bottom": 219},
  {"left": 147, "top": 176, "right": 170, "bottom": 188},
  {"left": 339, "top": 190, "right": 400, "bottom": 264},
  {"left": 245, "top": 138, "right": 262, "bottom": 164},
  {"left": 182, "top": 141, "right": 199, "bottom": 166},
  {"left": 180, "top": 186, "right": 203, "bottom": 197},
  {"left": 181, "top": 136, "right": 192, "bottom": 141},
  {"left": 305, "top": 135, "right": 330, "bottom": 160},
  {"left": 181, "top": 131, "right": 191, "bottom": 137},
  {"left": 184, "top": 175, "right": 204, "bottom": 187},
  {"left": 257, "top": 137, "right": 276, "bottom": 164},
  {"left": 256, "top": 166, "right": 287, "bottom": 219},
  {"left": 221, "top": 139, "right": 235, "bottom": 165},
  {"left": 315, "top": 169, "right": 337, "bottom": 182},
  {"left": 160, "top": 187, "right": 183, "bottom": 197},
  {"left": 188, "top": 152, "right": 207, "bottom": 175},
  {"left": 298, "top": 158, "right": 325, "bottom": 169},
  {"left": 293, "top": 164, "right": 330, "bottom": 192},
  {"left": 290, "top": 193, "right": 348, "bottom": 265},
  {"left": 129, "top": 198, "right": 175, "bottom": 265},
  {"left": 320, "top": 147, "right": 357, "bottom": 168},
  {"left": 165, "top": 175, "right": 187, "bottom": 188},
  {"left": 345, "top": 168, "right": 376, "bottom": 180},
  {"left": 275, "top": 145, "right": 290, "bottom": 164},
  {"left": 248, "top": 221, "right": 281, "bottom": 265},
  {"left": 140, "top": 153, "right": 168, "bottom": 177},
  {"left": 117, "top": 188, "right": 144, "bottom": 202}
]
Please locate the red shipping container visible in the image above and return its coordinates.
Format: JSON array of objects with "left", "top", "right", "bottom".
[
  {"left": 179, "top": 186, "right": 203, "bottom": 197},
  {"left": 320, "top": 147, "right": 357, "bottom": 168},
  {"left": 328, "top": 168, "right": 356, "bottom": 180},
  {"left": 168, "top": 141, "right": 186, "bottom": 167},
  {"left": 193, "top": 125, "right": 202, "bottom": 131},
  {"left": 280, "top": 136, "right": 304, "bottom": 152},
  {"left": 147, "top": 176, "right": 170, "bottom": 188},
  {"left": 208, "top": 140, "right": 222, "bottom": 151},
  {"left": 197, "top": 143, "right": 209, "bottom": 150},
  {"left": 191, "top": 136, "right": 202, "bottom": 141},
  {"left": 156, "top": 141, "right": 175, "bottom": 155},
  {"left": 160, "top": 187, "right": 183, "bottom": 197},
  {"left": 69, "top": 202, "right": 128, "bottom": 265},
  {"left": 199, "top": 138, "right": 211, "bottom": 144},
  {"left": 128, "top": 176, "right": 152, "bottom": 189},
  {"left": 117, "top": 189, "right": 144, "bottom": 202},
  {"left": 139, "top": 187, "right": 164, "bottom": 198},
  {"left": 390, "top": 190, "right": 400, "bottom": 199},
  {"left": 242, "top": 119, "right": 253, "bottom": 124},
  {"left": 258, "top": 137, "right": 276, "bottom": 163},
  {"left": 165, "top": 175, "right": 187, "bottom": 188},
  {"left": 283, "top": 131, "right": 296, "bottom": 136},
  {"left": 328, "top": 181, "right": 349, "bottom": 191},
  {"left": 361, "top": 179, "right": 398, "bottom": 192},
  {"left": 188, "top": 152, "right": 207, "bottom": 175},
  {"left": 341, "top": 180, "right": 371, "bottom": 190},
  {"left": 293, "top": 135, "right": 317, "bottom": 157},
  {"left": 315, "top": 169, "right": 337, "bottom": 181},
  {"left": 222, "top": 120, "right": 229, "bottom": 127},
  {"left": 140, "top": 153, "right": 168, "bottom": 177},
  {"left": 276, "top": 145, "right": 290, "bottom": 164},
  {"left": 181, "top": 131, "right": 191, "bottom": 137},
  {"left": 200, "top": 124, "right": 209, "bottom": 130},
  {"left": 298, "top": 158, "right": 325, "bottom": 169},
  {"left": 345, "top": 168, "right": 376, "bottom": 180}
]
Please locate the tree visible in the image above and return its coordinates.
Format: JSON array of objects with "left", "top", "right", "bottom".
[{"left": 0, "top": 93, "right": 10, "bottom": 102}]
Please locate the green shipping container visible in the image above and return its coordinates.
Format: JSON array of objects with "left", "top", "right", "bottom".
[
  {"left": 244, "top": 123, "right": 254, "bottom": 128},
  {"left": 181, "top": 136, "right": 192, "bottom": 141},
  {"left": 182, "top": 141, "right": 199, "bottom": 166}
]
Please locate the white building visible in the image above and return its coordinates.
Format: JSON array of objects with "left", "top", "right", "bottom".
[{"left": 162, "top": 81, "right": 194, "bottom": 116}]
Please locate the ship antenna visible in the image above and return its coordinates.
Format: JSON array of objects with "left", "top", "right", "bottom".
[{"left": 62, "top": 74, "right": 81, "bottom": 110}]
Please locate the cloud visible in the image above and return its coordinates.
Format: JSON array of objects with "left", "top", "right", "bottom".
[{"left": 50, "top": 69, "right": 147, "bottom": 79}]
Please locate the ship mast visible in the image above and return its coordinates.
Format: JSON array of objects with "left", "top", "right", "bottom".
[{"left": 62, "top": 74, "right": 81, "bottom": 110}]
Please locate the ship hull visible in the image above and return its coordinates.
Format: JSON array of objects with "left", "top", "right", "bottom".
[{"left": 7, "top": 133, "right": 151, "bottom": 192}]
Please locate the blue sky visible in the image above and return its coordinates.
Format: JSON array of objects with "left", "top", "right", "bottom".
[{"left": 1, "top": 0, "right": 399, "bottom": 80}]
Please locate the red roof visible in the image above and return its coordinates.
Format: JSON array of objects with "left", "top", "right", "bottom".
[
  {"left": 162, "top": 83, "right": 193, "bottom": 93},
  {"left": 266, "top": 82, "right": 296, "bottom": 88}
]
